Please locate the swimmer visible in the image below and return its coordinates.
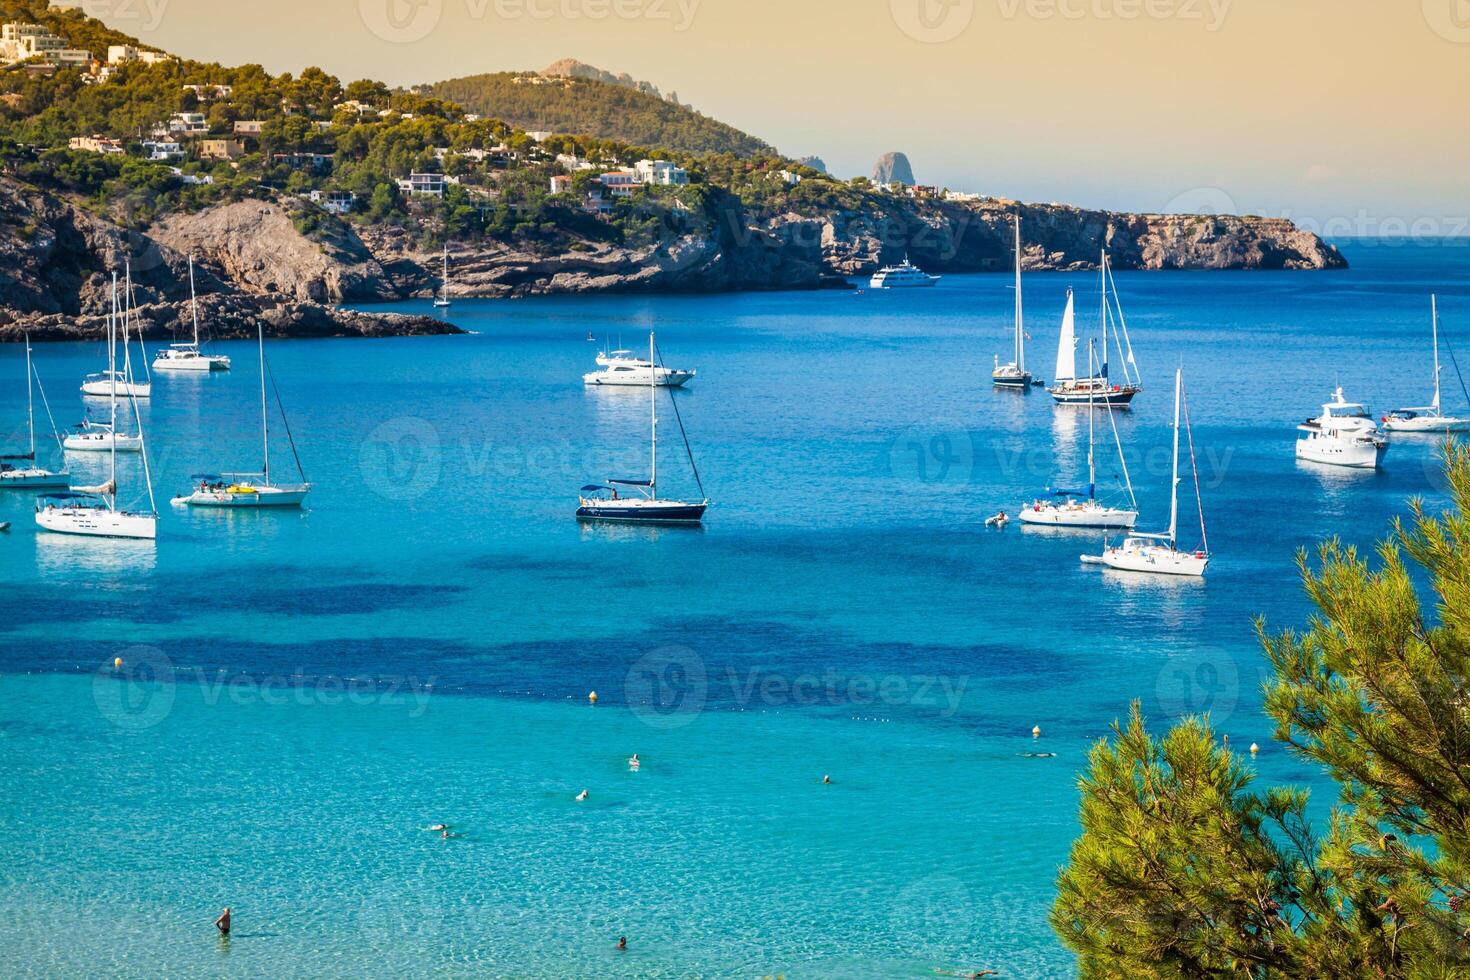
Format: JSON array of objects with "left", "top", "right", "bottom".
[
  {"left": 1022, "top": 751, "right": 1057, "bottom": 758},
  {"left": 215, "top": 907, "right": 231, "bottom": 935},
  {"left": 628, "top": 753, "right": 640, "bottom": 769},
  {"left": 428, "top": 823, "right": 449, "bottom": 832},
  {"left": 441, "top": 829, "right": 459, "bottom": 839},
  {"left": 822, "top": 774, "right": 831, "bottom": 784},
  {"left": 618, "top": 936, "right": 628, "bottom": 951},
  {"left": 575, "top": 789, "right": 589, "bottom": 802}
]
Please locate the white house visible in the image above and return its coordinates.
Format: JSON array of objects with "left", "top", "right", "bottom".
[
  {"left": 776, "top": 169, "right": 802, "bottom": 186},
  {"left": 168, "top": 112, "right": 209, "bottom": 136},
  {"left": 396, "top": 173, "right": 458, "bottom": 198},
  {"left": 549, "top": 175, "right": 573, "bottom": 194},
  {"left": 142, "top": 140, "right": 184, "bottom": 161},
  {"left": 307, "top": 189, "right": 356, "bottom": 214},
  {"left": 0, "top": 23, "right": 89, "bottom": 65},
  {"left": 633, "top": 159, "right": 688, "bottom": 186},
  {"left": 107, "top": 44, "right": 172, "bottom": 65},
  {"left": 597, "top": 170, "right": 640, "bottom": 198}
]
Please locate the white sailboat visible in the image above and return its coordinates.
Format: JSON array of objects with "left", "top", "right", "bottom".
[
  {"left": 81, "top": 263, "right": 151, "bottom": 398},
  {"left": 1084, "top": 368, "right": 1210, "bottom": 577},
  {"left": 37, "top": 275, "right": 157, "bottom": 540},
  {"left": 0, "top": 334, "right": 70, "bottom": 488},
  {"left": 577, "top": 332, "right": 708, "bottom": 524},
  {"left": 1019, "top": 340, "right": 1139, "bottom": 529},
  {"left": 433, "top": 245, "right": 452, "bottom": 308},
  {"left": 154, "top": 254, "right": 231, "bottom": 372},
  {"left": 1048, "top": 252, "right": 1141, "bottom": 407},
  {"left": 992, "top": 215, "right": 1032, "bottom": 389},
  {"left": 1383, "top": 295, "right": 1468, "bottom": 433},
  {"left": 174, "top": 319, "right": 311, "bottom": 508}
]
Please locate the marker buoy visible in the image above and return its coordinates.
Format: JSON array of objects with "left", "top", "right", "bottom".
[
  {"left": 113, "top": 657, "right": 123, "bottom": 669},
  {"left": 1032, "top": 725, "right": 1042, "bottom": 738},
  {"left": 1249, "top": 742, "right": 1260, "bottom": 755},
  {"left": 588, "top": 691, "right": 598, "bottom": 704}
]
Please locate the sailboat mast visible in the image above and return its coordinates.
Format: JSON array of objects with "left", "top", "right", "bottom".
[
  {"left": 109, "top": 273, "right": 118, "bottom": 510},
  {"left": 24, "top": 332, "right": 35, "bottom": 458},
  {"left": 1013, "top": 215, "right": 1024, "bottom": 371},
  {"left": 258, "top": 318, "right": 270, "bottom": 486},
  {"left": 1099, "top": 251, "right": 1109, "bottom": 381},
  {"left": 1087, "top": 340, "right": 1096, "bottom": 496},
  {"left": 649, "top": 332, "right": 657, "bottom": 499},
  {"left": 189, "top": 253, "right": 200, "bottom": 347},
  {"left": 1169, "top": 368, "right": 1182, "bottom": 546},
  {"left": 1432, "top": 294, "right": 1442, "bottom": 412}
]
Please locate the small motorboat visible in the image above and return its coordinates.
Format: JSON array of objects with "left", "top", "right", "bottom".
[{"left": 985, "top": 511, "right": 1009, "bottom": 528}]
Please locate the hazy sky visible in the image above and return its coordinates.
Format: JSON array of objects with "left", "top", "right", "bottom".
[{"left": 87, "top": 0, "right": 1468, "bottom": 228}]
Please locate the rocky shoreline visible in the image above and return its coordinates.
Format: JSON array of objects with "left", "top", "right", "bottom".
[{"left": 0, "top": 175, "right": 1345, "bottom": 341}]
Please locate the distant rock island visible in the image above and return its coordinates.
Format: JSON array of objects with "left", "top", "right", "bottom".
[
  {"left": 872, "top": 152, "right": 916, "bottom": 186},
  {"left": 796, "top": 156, "right": 828, "bottom": 175}
]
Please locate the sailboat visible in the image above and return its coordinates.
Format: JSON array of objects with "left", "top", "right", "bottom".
[
  {"left": 154, "top": 254, "right": 231, "bottom": 371},
  {"left": 1019, "top": 340, "right": 1138, "bottom": 529},
  {"left": 0, "top": 334, "right": 70, "bottom": 488},
  {"left": 433, "top": 245, "right": 452, "bottom": 308},
  {"left": 174, "top": 319, "right": 311, "bottom": 508},
  {"left": 992, "top": 215, "right": 1032, "bottom": 389},
  {"left": 1047, "top": 252, "right": 1141, "bottom": 407},
  {"left": 577, "top": 332, "right": 708, "bottom": 524},
  {"left": 37, "top": 275, "right": 158, "bottom": 540},
  {"left": 81, "top": 262, "right": 151, "bottom": 398},
  {"left": 1084, "top": 368, "right": 1210, "bottom": 577},
  {"left": 1383, "top": 295, "right": 1469, "bottom": 433}
]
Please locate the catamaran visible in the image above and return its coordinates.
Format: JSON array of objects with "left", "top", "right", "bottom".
[
  {"left": 433, "top": 245, "right": 452, "bottom": 308},
  {"left": 37, "top": 275, "right": 158, "bottom": 540},
  {"left": 0, "top": 334, "right": 70, "bottom": 488},
  {"left": 1047, "top": 253, "right": 1142, "bottom": 407},
  {"left": 154, "top": 254, "right": 230, "bottom": 372},
  {"left": 1019, "top": 340, "right": 1139, "bottom": 529},
  {"left": 1296, "top": 387, "right": 1388, "bottom": 469},
  {"left": 174, "top": 319, "right": 311, "bottom": 508},
  {"left": 81, "top": 263, "right": 151, "bottom": 398},
  {"left": 992, "top": 215, "right": 1032, "bottom": 389},
  {"left": 1383, "top": 295, "right": 1468, "bottom": 433},
  {"left": 578, "top": 332, "right": 708, "bottom": 524},
  {"left": 869, "top": 257, "right": 939, "bottom": 289},
  {"left": 1084, "top": 368, "right": 1210, "bottom": 577}
]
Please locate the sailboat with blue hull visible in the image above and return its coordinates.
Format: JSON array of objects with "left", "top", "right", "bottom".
[{"left": 577, "top": 332, "right": 708, "bottom": 525}]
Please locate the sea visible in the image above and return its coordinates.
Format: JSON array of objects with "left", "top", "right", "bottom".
[{"left": 1, "top": 239, "right": 1467, "bottom": 978}]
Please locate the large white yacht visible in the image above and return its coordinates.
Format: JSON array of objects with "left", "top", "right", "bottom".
[
  {"left": 1296, "top": 387, "right": 1388, "bottom": 469},
  {"left": 583, "top": 349, "right": 695, "bottom": 387},
  {"left": 869, "top": 258, "right": 939, "bottom": 289}
]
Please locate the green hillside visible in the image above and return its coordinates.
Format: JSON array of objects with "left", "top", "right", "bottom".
[{"left": 422, "top": 72, "right": 774, "bottom": 157}]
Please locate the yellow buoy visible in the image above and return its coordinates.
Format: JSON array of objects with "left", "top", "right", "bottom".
[
  {"left": 1249, "top": 742, "right": 1260, "bottom": 755},
  {"left": 1032, "top": 725, "right": 1042, "bottom": 738},
  {"left": 113, "top": 657, "right": 124, "bottom": 669},
  {"left": 588, "top": 691, "right": 598, "bottom": 704}
]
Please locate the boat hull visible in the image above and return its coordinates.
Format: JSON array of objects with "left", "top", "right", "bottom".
[
  {"left": 1017, "top": 502, "right": 1137, "bottom": 529},
  {"left": 1095, "top": 546, "right": 1209, "bottom": 577},
  {"left": 1295, "top": 438, "right": 1387, "bottom": 469},
  {"left": 153, "top": 356, "right": 229, "bottom": 372},
  {"left": 1382, "top": 415, "right": 1470, "bottom": 433},
  {"left": 178, "top": 485, "right": 310, "bottom": 508},
  {"left": 0, "top": 468, "right": 71, "bottom": 488},
  {"left": 64, "top": 434, "right": 142, "bottom": 453},
  {"left": 1049, "top": 383, "right": 1139, "bottom": 407},
  {"left": 81, "top": 381, "right": 151, "bottom": 398},
  {"left": 576, "top": 500, "right": 707, "bottom": 524},
  {"left": 35, "top": 505, "right": 156, "bottom": 539},
  {"left": 992, "top": 370, "right": 1032, "bottom": 389},
  {"left": 584, "top": 370, "right": 694, "bottom": 388}
]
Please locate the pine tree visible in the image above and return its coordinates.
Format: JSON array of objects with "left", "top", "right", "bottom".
[{"left": 1053, "top": 443, "right": 1470, "bottom": 977}]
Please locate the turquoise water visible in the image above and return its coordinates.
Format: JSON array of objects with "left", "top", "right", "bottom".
[{"left": 2, "top": 240, "right": 1469, "bottom": 977}]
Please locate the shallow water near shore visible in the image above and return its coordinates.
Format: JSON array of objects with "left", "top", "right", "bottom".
[{"left": 2, "top": 240, "right": 1468, "bottom": 977}]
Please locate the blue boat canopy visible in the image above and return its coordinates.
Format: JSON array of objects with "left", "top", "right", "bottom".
[
  {"left": 36, "top": 492, "right": 99, "bottom": 500},
  {"left": 190, "top": 473, "right": 222, "bottom": 480},
  {"left": 608, "top": 479, "right": 653, "bottom": 487},
  {"left": 0, "top": 452, "right": 34, "bottom": 460},
  {"left": 1050, "top": 483, "right": 1095, "bottom": 498}
]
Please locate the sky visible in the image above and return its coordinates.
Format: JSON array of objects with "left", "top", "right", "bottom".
[{"left": 82, "top": 0, "right": 1470, "bottom": 229}]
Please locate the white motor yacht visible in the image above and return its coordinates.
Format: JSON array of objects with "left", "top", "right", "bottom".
[
  {"left": 584, "top": 349, "right": 695, "bottom": 387},
  {"left": 1296, "top": 387, "right": 1388, "bottom": 469},
  {"left": 869, "top": 258, "right": 939, "bottom": 289}
]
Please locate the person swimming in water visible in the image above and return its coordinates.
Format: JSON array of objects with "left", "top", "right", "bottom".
[
  {"left": 822, "top": 774, "right": 831, "bottom": 784},
  {"left": 575, "top": 789, "right": 589, "bottom": 802},
  {"left": 628, "top": 754, "right": 640, "bottom": 769},
  {"left": 428, "top": 823, "right": 449, "bottom": 832},
  {"left": 618, "top": 936, "right": 627, "bottom": 951}
]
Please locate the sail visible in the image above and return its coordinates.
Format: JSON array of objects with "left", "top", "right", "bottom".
[{"left": 1054, "top": 291, "right": 1077, "bottom": 382}]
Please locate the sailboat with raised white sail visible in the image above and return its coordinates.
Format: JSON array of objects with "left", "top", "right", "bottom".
[
  {"left": 37, "top": 274, "right": 158, "bottom": 540},
  {"left": 154, "top": 254, "right": 230, "bottom": 372},
  {"left": 174, "top": 319, "right": 311, "bottom": 508},
  {"left": 1047, "top": 252, "right": 1141, "bottom": 407},
  {"left": 1383, "top": 295, "right": 1469, "bottom": 433},
  {"left": 1019, "top": 339, "right": 1138, "bottom": 529},
  {"left": 0, "top": 334, "right": 70, "bottom": 488},
  {"left": 81, "top": 262, "right": 151, "bottom": 398},
  {"left": 433, "top": 245, "right": 452, "bottom": 308},
  {"left": 577, "top": 332, "right": 708, "bottom": 524},
  {"left": 992, "top": 215, "right": 1032, "bottom": 389},
  {"left": 1085, "top": 368, "right": 1210, "bottom": 577}
]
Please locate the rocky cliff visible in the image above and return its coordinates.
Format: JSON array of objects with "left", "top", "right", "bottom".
[
  {"left": 0, "top": 175, "right": 1344, "bottom": 341},
  {"left": 872, "top": 152, "right": 917, "bottom": 186}
]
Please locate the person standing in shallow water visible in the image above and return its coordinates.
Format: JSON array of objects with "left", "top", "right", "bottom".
[{"left": 215, "top": 908, "right": 231, "bottom": 935}]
